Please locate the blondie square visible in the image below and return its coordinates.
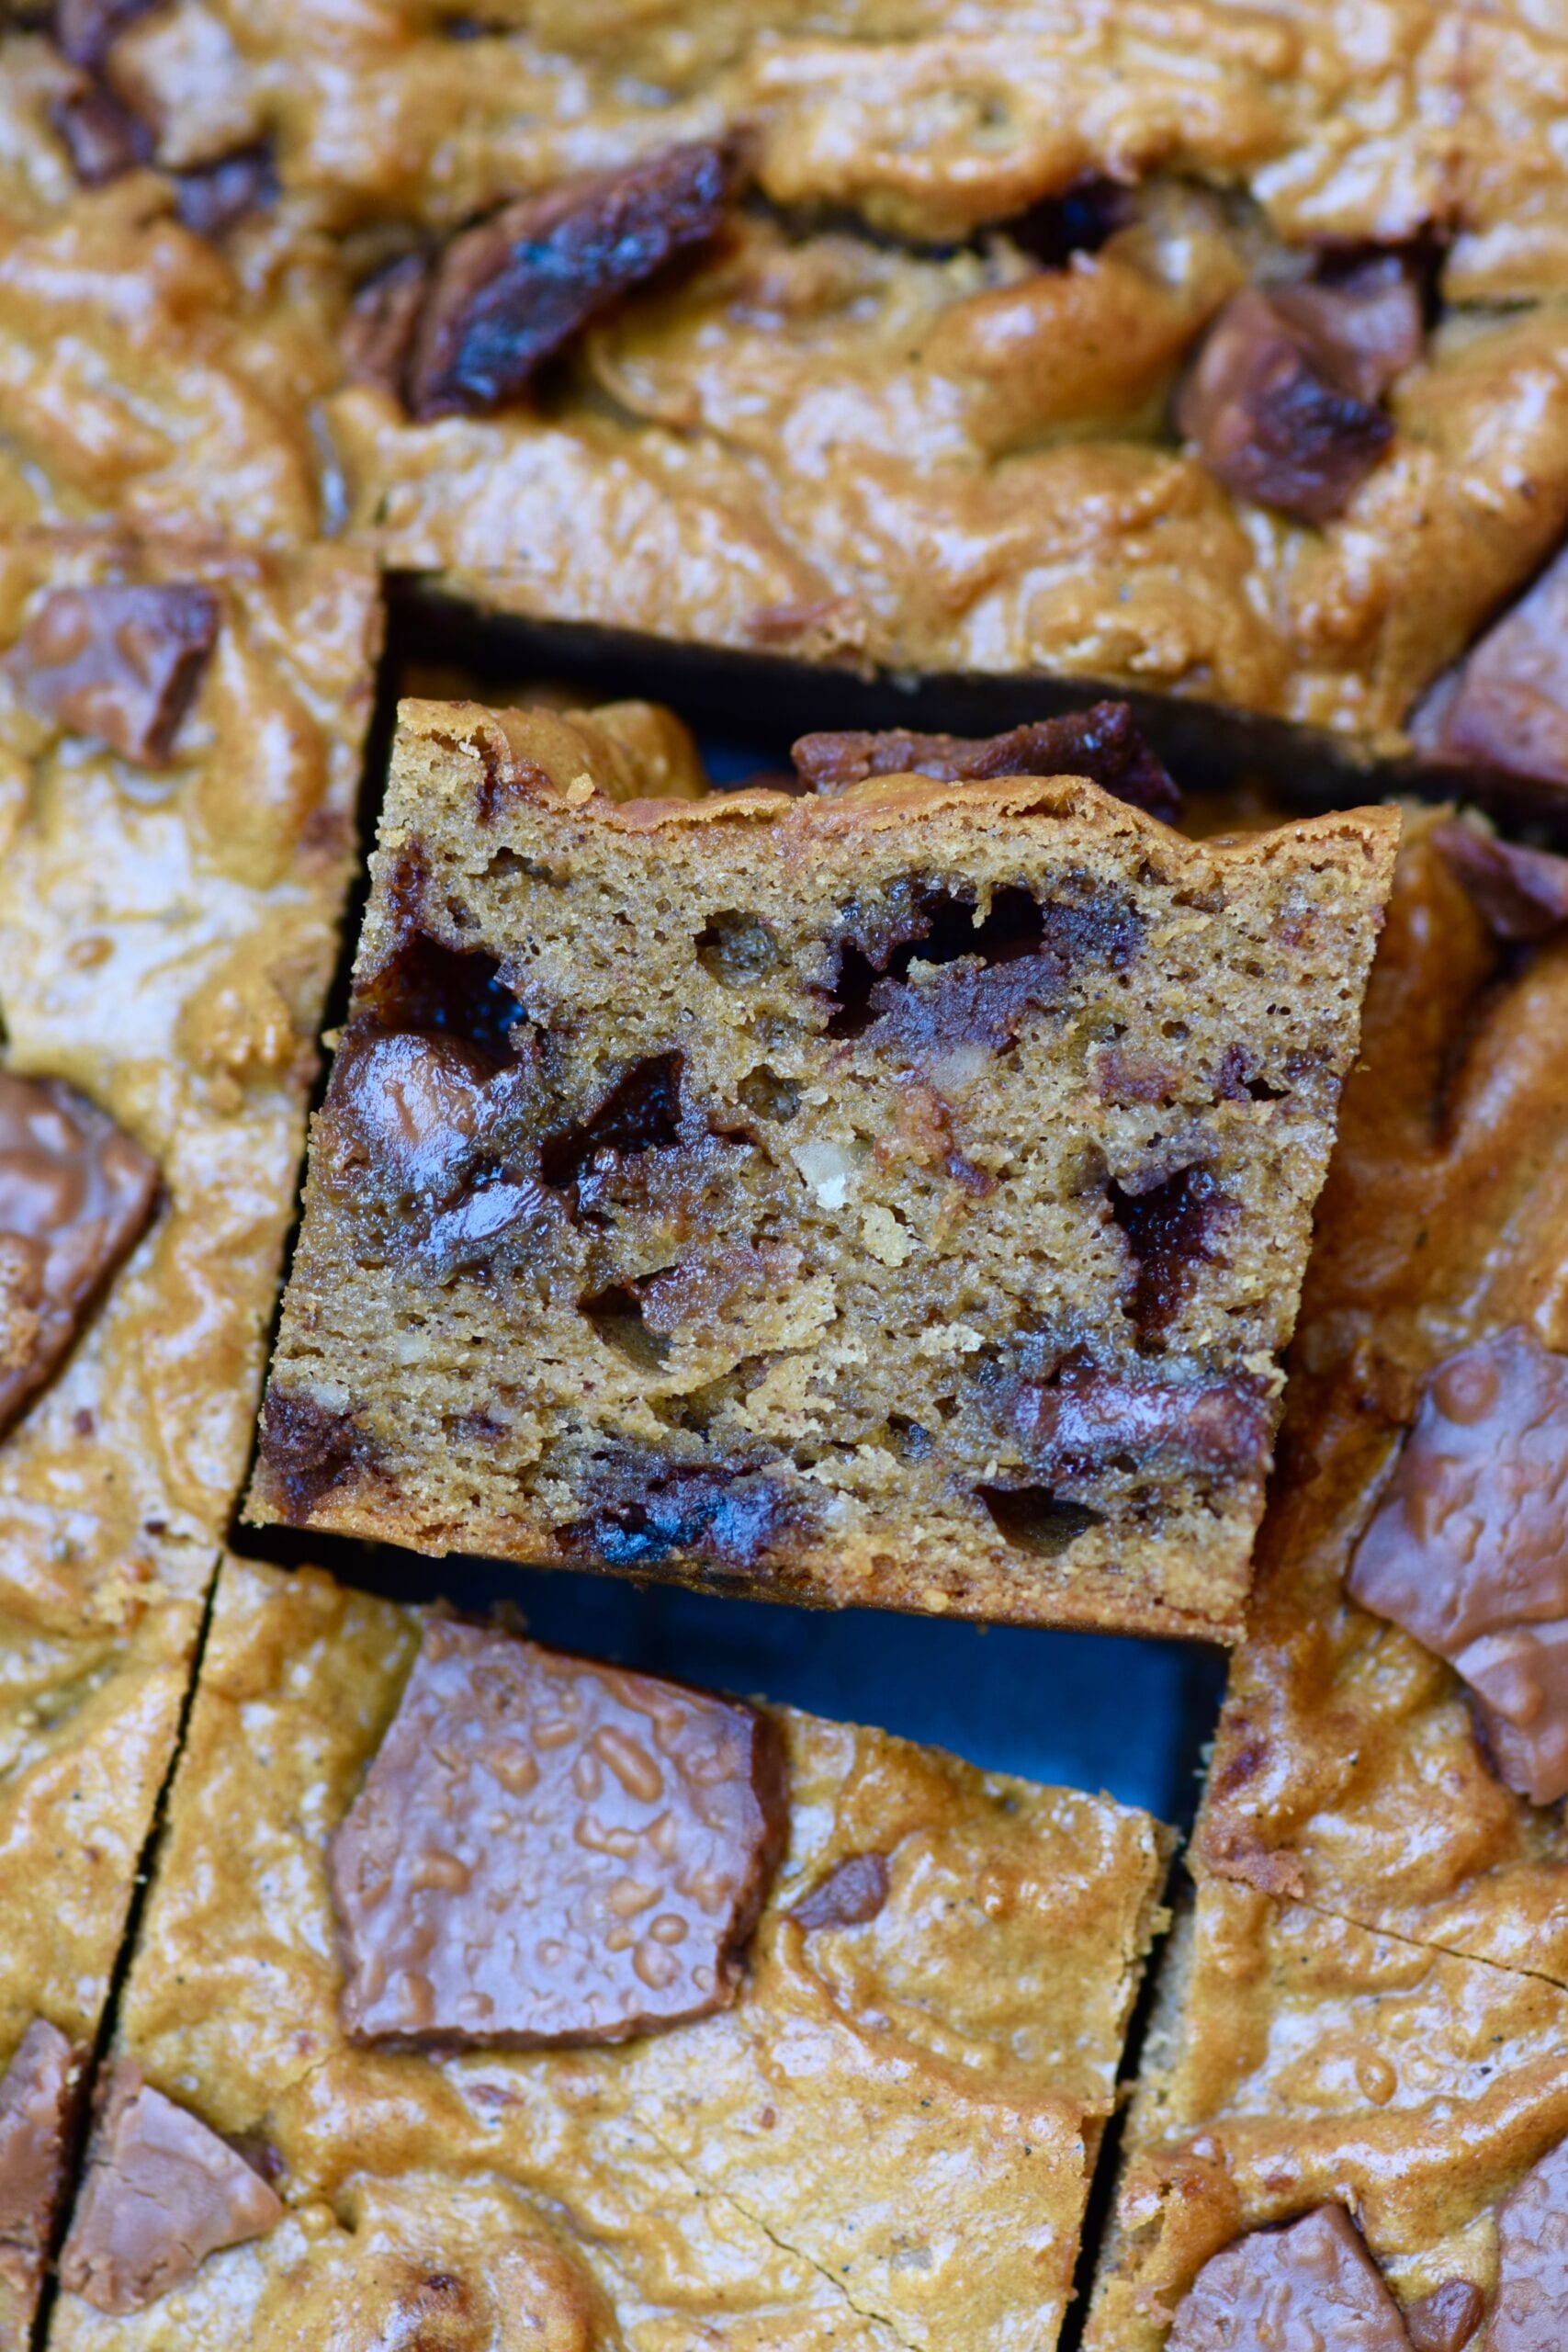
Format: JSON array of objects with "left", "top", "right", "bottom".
[
  {"left": 249, "top": 696, "right": 1396, "bottom": 1636},
  {"left": 43, "top": 1552, "right": 1172, "bottom": 2348}
]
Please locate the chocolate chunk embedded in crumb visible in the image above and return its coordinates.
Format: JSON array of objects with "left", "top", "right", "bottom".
[
  {"left": 15, "top": 583, "right": 220, "bottom": 765},
  {"left": 1432, "top": 822, "right": 1568, "bottom": 940},
  {"left": 1168, "top": 2206, "right": 1413, "bottom": 2351},
  {"left": 355, "top": 139, "right": 743, "bottom": 422},
  {"left": 0, "top": 2019, "right": 87, "bottom": 2307},
  {"left": 1493, "top": 2132, "right": 1568, "bottom": 2351},
  {"left": 788, "top": 1851, "right": 890, "bottom": 1931},
  {"left": 792, "top": 702, "right": 1180, "bottom": 824},
  {"left": 1177, "top": 284, "right": 1398, "bottom": 524},
  {"left": 59, "top": 2065, "right": 283, "bottom": 2315},
  {"left": 1011, "top": 1360, "right": 1273, "bottom": 1483},
  {"left": 0, "top": 1070, "right": 159, "bottom": 1438},
  {"left": 1406, "top": 2278, "right": 1485, "bottom": 2352},
  {"left": 1349, "top": 1328, "right": 1568, "bottom": 1806},
  {"left": 328, "top": 1624, "right": 787, "bottom": 2047}
]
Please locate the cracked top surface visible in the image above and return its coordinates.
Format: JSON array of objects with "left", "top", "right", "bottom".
[{"left": 49, "top": 1552, "right": 1172, "bottom": 2350}]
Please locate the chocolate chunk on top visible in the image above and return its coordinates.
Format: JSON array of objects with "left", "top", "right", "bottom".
[
  {"left": 1406, "top": 2278, "right": 1485, "bottom": 2352},
  {"left": 328, "top": 1623, "right": 787, "bottom": 2047},
  {"left": 1493, "top": 2132, "right": 1568, "bottom": 2351},
  {"left": 1413, "top": 546, "right": 1568, "bottom": 792},
  {"left": 1177, "top": 281, "right": 1404, "bottom": 525},
  {"left": 791, "top": 702, "right": 1181, "bottom": 825},
  {"left": 0, "top": 2019, "right": 87, "bottom": 2305},
  {"left": 0, "top": 1070, "right": 159, "bottom": 1439},
  {"left": 1348, "top": 1327, "right": 1568, "bottom": 1805},
  {"left": 350, "top": 139, "right": 743, "bottom": 422},
  {"left": 1433, "top": 822, "right": 1568, "bottom": 941},
  {"left": 53, "top": 0, "right": 159, "bottom": 72},
  {"left": 1167, "top": 2205, "right": 1414, "bottom": 2351},
  {"left": 15, "top": 583, "right": 220, "bottom": 765},
  {"left": 59, "top": 2064, "right": 283, "bottom": 2315},
  {"left": 787, "top": 1851, "right": 890, "bottom": 1932}
]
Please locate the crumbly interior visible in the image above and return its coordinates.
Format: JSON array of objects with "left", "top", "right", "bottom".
[
  {"left": 47, "top": 1553, "right": 1171, "bottom": 2352},
  {"left": 1085, "top": 1880, "right": 1568, "bottom": 2350},
  {"left": 253, "top": 698, "right": 1396, "bottom": 1636}
]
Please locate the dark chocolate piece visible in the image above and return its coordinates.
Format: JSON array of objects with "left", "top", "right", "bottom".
[
  {"left": 343, "top": 253, "right": 433, "bottom": 401},
  {"left": 348, "top": 139, "right": 741, "bottom": 422},
  {"left": 15, "top": 583, "right": 220, "bottom": 765},
  {"left": 59, "top": 2065, "right": 283, "bottom": 2315},
  {"left": 1269, "top": 255, "right": 1424, "bottom": 405},
  {"left": 1406, "top": 2278, "right": 1485, "bottom": 2352},
  {"left": 1177, "top": 284, "right": 1397, "bottom": 524},
  {"left": 0, "top": 1069, "right": 159, "bottom": 1438},
  {"left": 1413, "top": 548, "right": 1568, "bottom": 791},
  {"left": 1010, "top": 1359, "right": 1272, "bottom": 1482},
  {"left": 1109, "top": 1165, "right": 1235, "bottom": 1345},
  {"left": 1493, "top": 2133, "right": 1568, "bottom": 2352},
  {"left": 254, "top": 1388, "right": 372, "bottom": 1524},
  {"left": 791, "top": 702, "right": 1181, "bottom": 824},
  {"left": 788, "top": 1851, "right": 890, "bottom": 1932},
  {"left": 171, "top": 143, "right": 276, "bottom": 239},
  {"left": 0, "top": 2019, "right": 87, "bottom": 2308},
  {"left": 1348, "top": 1328, "right": 1568, "bottom": 1805},
  {"left": 560, "top": 1458, "right": 807, "bottom": 1573},
  {"left": 49, "top": 81, "right": 150, "bottom": 184},
  {"left": 330, "top": 1031, "right": 497, "bottom": 1205},
  {"left": 1433, "top": 822, "right": 1568, "bottom": 941},
  {"left": 52, "top": 0, "right": 156, "bottom": 71},
  {"left": 1167, "top": 2206, "right": 1413, "bottom": 2351},
  {"left": 328, "top": 1623, "right": 787, "bottom": 2046}
]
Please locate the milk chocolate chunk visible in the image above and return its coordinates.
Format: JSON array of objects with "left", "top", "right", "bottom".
[
  {"left": 1413, "top": 547, "right": 1568, "bottom": 790},
  {"left": 788, "top": 1851, "right": 890, "bottom": 1932},
  {"left": 1011, "top": 1360, "right": 1272, "bottom": 1482},
  {"left": 0, "top": 2019, "right": 87, "bottom": 2307},
  {"left": 1269, "top": 256, "right": 1424, "bottom": 406},
  {"left": 1493, "top": 2133, "right": 1568, "bottom": 2352},
  {"left": 0, "top": 1070, "right": 158, "bottom": 1438},
  {"left": 1433, "top": 823, "right": 1568, "bottom": 941},
  {"left": 1168, "top": 2206, "right": 1413, "bottom": 2351},
  {"left": 59, "top": 2065, "right": 283, "bottom": 2315},
  {"left": 1406, "top": 2278, "right": 1485, "bottom": 2352},
  {"left": 16, "top": 583, "right": 220, "bottom": 765},
  {"left": 377, "top": 140, "right": 741, "bottom": 421},
  {"left": 50, "top": 82, "right": 150, "bottom": 186},
  {"left": 1177, "top": 284, "right": 1398, "bottom": 524},
  {"left": 791, "top": 703, "right": 1181, "bottom": 824},
  {"left": 1348, "top": 1328, "right": 1568, "bottom": 1805},
  {"left": 328, "top": 1623, "right": 787, "bottom": 2047}
]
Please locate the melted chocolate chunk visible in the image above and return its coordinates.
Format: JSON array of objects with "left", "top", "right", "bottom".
[
  {"left": 977, "top": 1484, "right": 1105, "bottom": 1554},
  {"left": 1348, "top": 1328, "right": 1568, "bottom": 1804},
  {"left": 52, "top": 0, "right": 156, "bottom": 70},
  {"left": 0, "top": 2019, "right": 87, "bottom": 2307},
  {"left": 0, "top": 1070, "right": 159, "bottom": 1438},
  {"left": 330, "top": 1032, "right": 498, "bottom": 1206},
  {"left": 1413, "top": 548, "right": 1568, "bottom": 789},
  {"left": 328, "top": 1623, "right": 787, "bottom": 2047},
  {"left": 15, "top": 583, "right": 219, "bottom": 765},
  {"left": 1406, "top": 2278, "right": 1485, "bottom": 2352},
  {"left": 351, "top": 139, "right": 742, "bottom": 421},
  {"left": 254, "top": 1388, "right": 370, "bottom": 1524},
  {"left": 539, "top": 1053, "right": 684, "bottom": 1193},
  {"left": 788, "top": 1851, "right": 890, "bottom": 1932},
  {"left": 170, "top": 143, "right": 276, "bottom": 238},
  {"left": 1010, "top": 1358, "right": 1272, "bottom": 1483},
  {"left": 1004, "top": 177, "right": 1134, "bottom": 270},
  {"left": 1433, "top": 823, "right": 1568, "bottom": 941},
  {"left": 1493, "top": 2133, "right": 1568, "bottom": 2352},
  {"left": 1269, "top": 255, "right": 1424, "bottom": 405},
  {"left": 1168, "top": 2206, "right": 1412, "bottom": 2352},
  {"left": 562, "top": 1456, "right": 805, "bottom": 1573},
  {"left": 358, "top": 922, "right": 528, "bottom": 1066},
  {"left": 791, "top": 702, "right": 1181, "bottom": 824},
  {"left": 59, "top": 2065, "right": 282, "bottom": 2315},
  {"left": 1177, "top": 283, "right": 1398, "bottom": 524},
  {"left": 1109, "top": 1164, "right": 1234, "bottom": 1345},
  {"left": 49, "top": 81, "right": 150, "bottom": 184}
]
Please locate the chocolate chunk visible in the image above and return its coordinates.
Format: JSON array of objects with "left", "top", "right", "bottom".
[
  {"left": 358, "top": 928, "right": 529, "bottom": 1067},
  {"left": 1177, "top": 284, "right": 1398, "bottom": 524},
  {"left": 791, "top": 702, "right": 1181, "bottom": 825},
  {"left": 59, "top": 2064, "right": 283, "bottom": 2315},
  {"left": 1493, "top": 2133, "right": 1568, "bottom": 2351},
  {"left": 1269, "top": 256, "right": 1425, "bottom": 406},
  {"left": 1168, "top": 2206, "right": 1412, "bottom": 2352},
  {"left": 1406, "top": 2278, "right": 1485, "bottom": 2352},
  {"left": 978, "top": 1485, "right": 1105, "bottom": 1554},
  {"left": 343, "top": 253, "right": 433, "bottom": 401},
  {"left": 539, "top": 1053, "right": 684, "bottom": 1194},
  {"left": 15, "top": 583, "right": 220, "bottom": 765},
  {"left": 330, "top": 1032, "right": 497, "bottom": 1205},
  {"left": 0, "top": 1070, "right": 159, "bottom": 1438},
  {"left": 254, "top": 1388, "right": 370, "bottom": 1524},
  {"left": 1011, "top": 1358, "right": 1272, "bottom": 1483},
  {"left": 1413, "top": 548, "right": 1568, "bottom": 791},
  {"left": 52, "top": 0, "right": 157, "bottom": 71},
  {"left": 171, "top": 143, "right": 276, "bottom": 239},
  {"left": 1432, "top": 823, "right": 1568, "bottom": 941},
  {"left": 355, "top": 139, "right": 742, "bottom": 422},
  {"left": 328, "top": 1623, "right": 787, "bottom": 2047},
  {"left": 1109, "top": 1165, "right": 1235, "bottom": 1345},
  {"left": 562, "top": 1457, "right": 806, "bottom": 1573},
  {"left": 49, "top": 81, "right": 151, "bottom": 185},
  {"left": 0, "top": 2019, "right": 87, "bottom": 2307},
  {"left": 788, "top": 1851, "right": 890, "bottom": 1932},
  {"left": 1349, "top": 1328, "right": 1568, "bottom": 1804}
]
